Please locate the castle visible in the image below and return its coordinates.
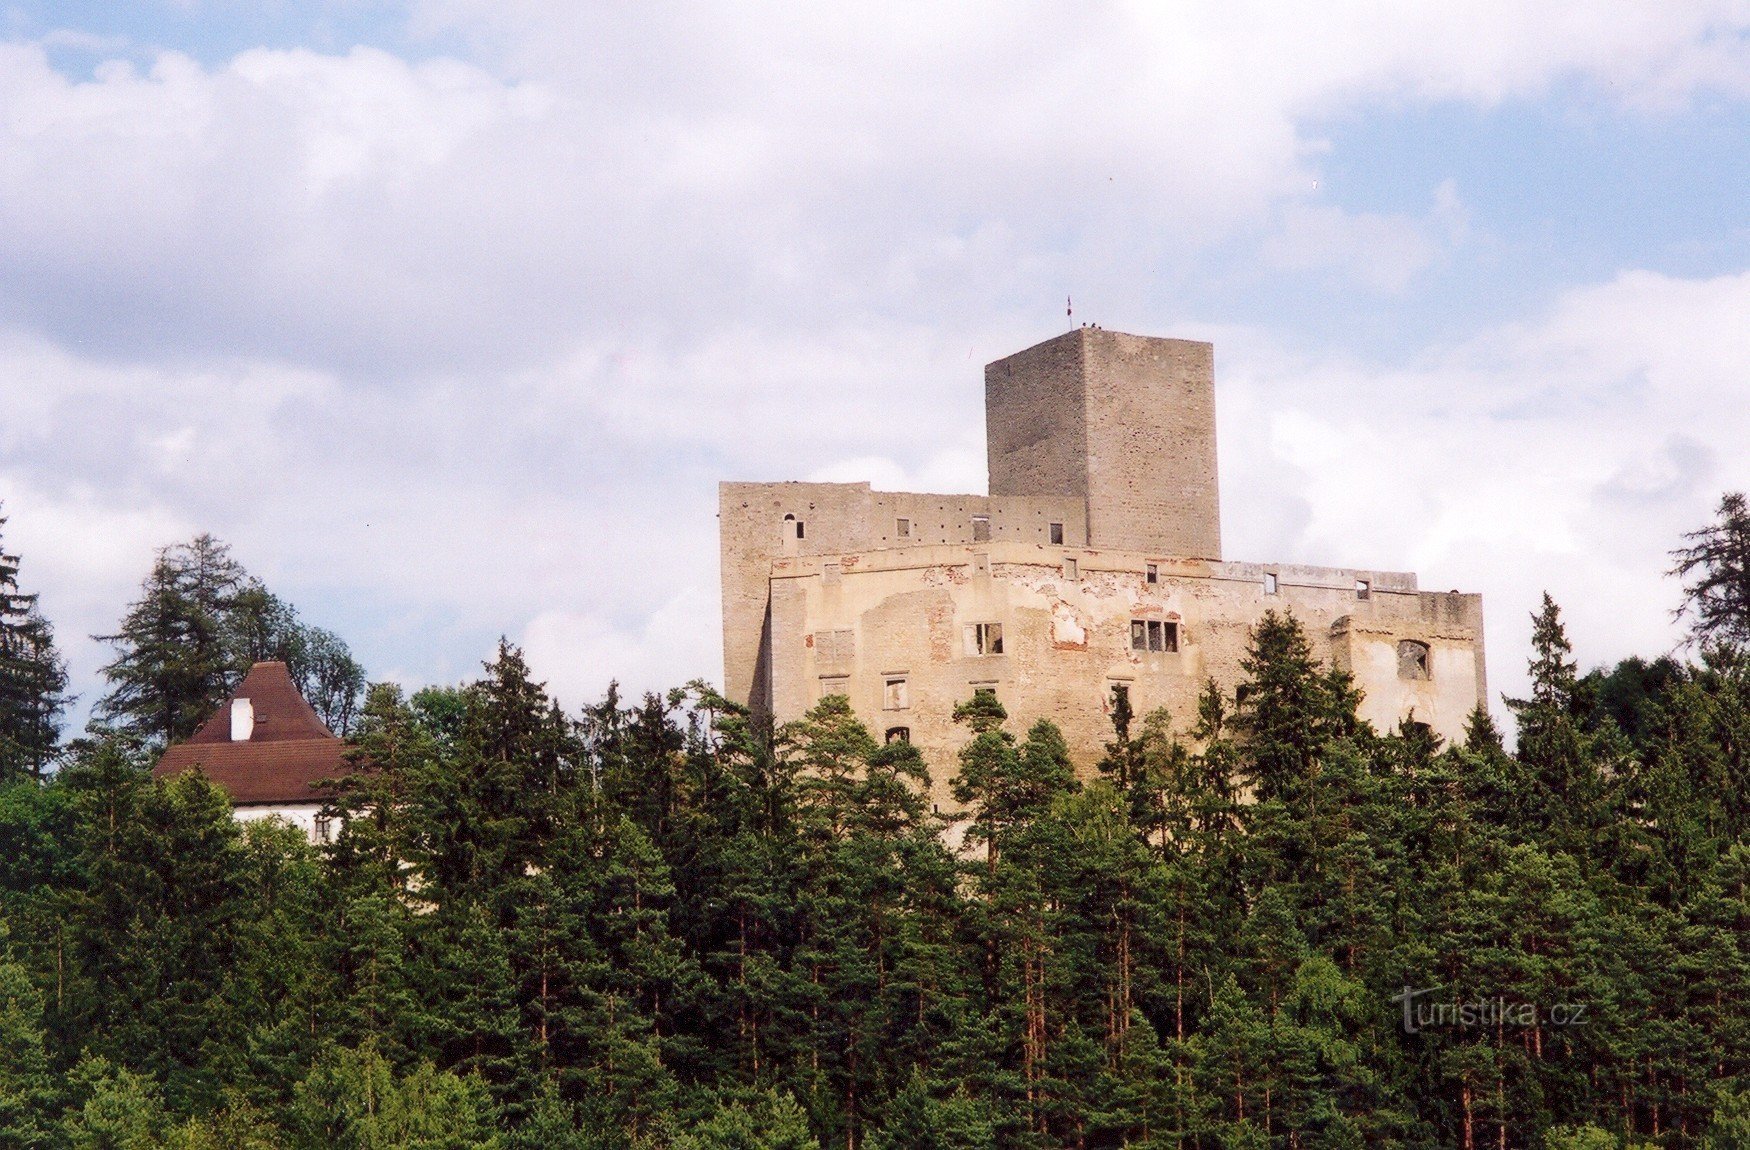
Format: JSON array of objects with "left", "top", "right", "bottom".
[{"left": 720, "top": 328, "right": 1487, "bottom": 808}]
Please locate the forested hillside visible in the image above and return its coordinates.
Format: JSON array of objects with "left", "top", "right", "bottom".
[{"left": 7, "top": 505, "right": 1750, "bottom": 1147}]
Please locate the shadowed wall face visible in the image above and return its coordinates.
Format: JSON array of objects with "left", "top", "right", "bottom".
[{"left": 986, "top": 329, "right": 1221, "bottom": 560}]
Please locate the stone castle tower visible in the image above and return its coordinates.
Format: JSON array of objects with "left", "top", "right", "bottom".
[
  {"left": 721, "top": 328, "right": 1486, "bottom": 809},
  {"left": 987, "top": 329, "right": 1221, "bottom": 558}
]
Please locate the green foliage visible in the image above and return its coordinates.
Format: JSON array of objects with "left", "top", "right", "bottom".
[
  {"left": 96, "top": 534, "right": 365, "bottom": 745},
  {"left": 674, "top": 1091, "right": 815, "bottom": 1150},
  {"left": 1671, "top": 490, "right": 1750, "bottom": 649},
  {"left": 0, "top": 505, "right": 67, "bottom": 781},
  {"left": 286, "top": 1041, "right": 504, "bottom": 1150},
  {"left": 12, "top": 595, "right": 1750, "bottom": 1145}
]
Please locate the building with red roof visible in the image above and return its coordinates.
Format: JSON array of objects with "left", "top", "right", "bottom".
[{"left": 152, "top": 660, "right": 352, "bottom": 842}]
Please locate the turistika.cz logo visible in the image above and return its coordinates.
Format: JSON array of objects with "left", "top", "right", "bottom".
[{"left": 1391, "top": 986, "right": 1589, "bottom": 1034}]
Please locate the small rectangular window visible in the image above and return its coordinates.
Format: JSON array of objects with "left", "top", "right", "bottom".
[
  {"left": 896, "top": 517, "right": 911, "bottom": 538},
  {"left": 884, "top": 677, "right": 909, "bottom": 710},
  {"left": 1264, "top": 572, "right": 1279, "bottom": 595},
  {"left": 1146, "top": 563, "right": 1158, "bottom": 584},
  {"left": 1130, "top": 619, "right": 1178, "bottom": 653},
  {"left": 1049, "top": 522, "right": 1064, "bottom": 545},
  {"left": 819, "top": 675, "right": 850, "bottom": 698},
  {"left": 972, "top": 515, "right": 991, "bottom": 542},
  {"left": 886, "top": 726, "right": 911, "bottom": 744},
  {"left": 1109, "top": 682, "right": 1130, "bottom": 712},
  {"left": 314, "top": 815, "right": 333, "bottom": 844},
  {"left": 1063, "top": 557, "right": 1078, "bottom": 580},
  {"left": 1398, "top": 640, "right": 1431, "bottom": 681},
  {"left": 966, "top": 622, "right": 1004, "bottom": 656},
  {"left": 973, "top": 552, "right": 990, "bottom": 574},
  {"left": 1356, "top": 579, "right": 1371, "bottom": 600},
  {"left": 823, "top": 562, "right": 841, "bottom": 585}
]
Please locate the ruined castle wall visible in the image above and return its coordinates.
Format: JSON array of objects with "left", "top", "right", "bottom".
[
  {"left": 767, "top": 543, "right": 1485, "bottom": 811},
  {"left": 719, "top": 482, "right": 1084, "bottom": 710}
]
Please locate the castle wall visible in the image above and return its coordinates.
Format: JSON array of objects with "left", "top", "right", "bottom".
[
  {"left": 986, "top": 329, "right": 1222, "bottom": 559},
  {"left": 767, "top": 542, "right": 1485, "bottom": 810},
  {"left": 719, "top": 481, "right": 1084, "bottom": 709}
]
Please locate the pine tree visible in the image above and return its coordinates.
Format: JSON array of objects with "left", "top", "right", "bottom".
[
  {"left": 96, "top": 536, "right": 247, "bottom": 746},
  {"left": 1507, "top": 594, "right": 1608, "bottom": 859},
  {"left": 1671, "top": 491, "right": 1750, "bottom": 649},
  {"left": 96, "top": 534, "right": 366, "bottom": 745},
  {"left": 0, "top": 926, "right": 58, "bottom": 1147},
  {"left": 0, "top": 506, "right": 68, "bottom": 780}
]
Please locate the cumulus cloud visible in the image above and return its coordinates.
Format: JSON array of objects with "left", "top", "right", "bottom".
[{"left": 3, "top": 3, "right": 1750, "bottom": 727}]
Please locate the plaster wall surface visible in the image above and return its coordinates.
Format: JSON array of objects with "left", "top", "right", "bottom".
[
  {"left": 719, "top": 481, "right": 1083, "bottom": 709},
  {"left": 232, "top": 802, "right": 332, "bottom": 844},
  {"left": 767, "top": 543, "right": 1486, "bottom": 811}
]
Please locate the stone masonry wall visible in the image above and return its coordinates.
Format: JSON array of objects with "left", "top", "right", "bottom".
[
  {"left": 767, "top": 543, "right": 1486, "bottom": 812},
  {"left": 986, "top": 329, "right": 1222, "bottom": 559}
]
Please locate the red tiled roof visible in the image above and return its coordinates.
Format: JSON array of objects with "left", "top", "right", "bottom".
[
  {"left": 152, "top": 661, "right": 353, "bottom": 806},
  {"left": 157, "top": 738, "right": 351, "bottom": 805},
  {"left": 183, "top": 661, "right": 333, "bottom": 744}
]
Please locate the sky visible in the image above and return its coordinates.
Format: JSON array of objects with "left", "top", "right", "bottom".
[{"left": 3, "top": 1, "right": 1750, "bottom": 732}]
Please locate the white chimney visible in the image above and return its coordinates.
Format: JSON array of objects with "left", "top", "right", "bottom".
[{"left": 230, "top": 698, "right": 255, "bottom": 742}]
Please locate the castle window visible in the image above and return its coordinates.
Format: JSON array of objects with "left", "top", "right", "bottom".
[
  {"left": 816, "top": 629, "right": 855, "bottom": 662},
  {"left": 784, "top": 513, "right": 804, "bottom": 541},
  {"left": 896, "top": 517, "right": 911, "bottom": 538},
  {"left": 1356, "top": 579, "right": 1371, "bottom": 600},
  {"left": 966, "top": 622, "right": 1004, "bottom": 656},
  {"left": 1130, "top": 619, "right": 1178, "bottom": 653},
  {"left": 1146, "top": 563, "right": 1158, "bottom": 584},
  {"left": 819, "top": 675, "right": 850, "bottom": 698},
  {"left": 314, "top": 814, "right": 333, "bottom": 844},
  {"left": 1063, "top": 557, "right": 1079, "bottom": 580},
  {"left": 972, "top": 515, "right": 991, "bottom": 542},
  {"left": 1108, "top": 682, "right": 1130, "bottom": 713},
  {"left": 1049, "top": 522, "right": 1064, "bottom": 545},
  {"left": 973, "top": 552, "right": 990, "bottom": 574},
  {"left": 1398, "top": 640, "right": 1431, "bottom": 681},
  {"left": 1264, "top": 572, "right": 1279, "bottom": 595},
  {"left": 823, "top": 562, "right": 841, "bottom": 585},
  {"left": 884, "top": 677, "right": 909, "bottom": 710},
  {"left": 885, "top": 726, "right": 911, "bottom": 744}
]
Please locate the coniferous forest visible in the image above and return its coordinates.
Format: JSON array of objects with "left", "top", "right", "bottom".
[{"left": 7, "top": 501, "right": 1750, "bottom": 1148}]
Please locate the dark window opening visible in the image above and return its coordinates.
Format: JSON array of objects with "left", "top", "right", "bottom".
[
  {"left": 1398, "top": 640, "right": 1431, "bottom": 681},
  {"left": 968, "top": 622, "right": 1004, "bottom": 656},
  {"left": 1049, "top": 522, "right": 1064, "bottom": 544},
  {"left": 896, "top": 517, "right": 911, "bottom": 538},
  {"left": 885, "top": 726, "right": 911, "bottom": 744},
  {"left": 972, "top": 515, "right": 991, "bottom": 542},
  {"left": 1109, "top": 682, "right": 1130, "bottom": 713},
  {"left": 1130, "top": 619, "right": 1179, "bottom": 653},
  {"left": 1146, "top": 563, "right": 1158, "bottom": 584}
]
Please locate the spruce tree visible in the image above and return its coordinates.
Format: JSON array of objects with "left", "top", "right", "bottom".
[
  {"left": 1671, "top": 491, "right": 1750, "bottom": 649},
  {"left": 0, "top": 506, "right": 68, "bottom": 780},
  {"left": 96, "top": 534, "right": 366, "bottom": 745}
]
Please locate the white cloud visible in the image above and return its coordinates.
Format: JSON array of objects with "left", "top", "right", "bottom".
[
  {"left": 1217, "top": 268, "right": 1750, "bottom": 719},
  {"left": 4, "top": 4, "right": 1750, "bottom": 733}
]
